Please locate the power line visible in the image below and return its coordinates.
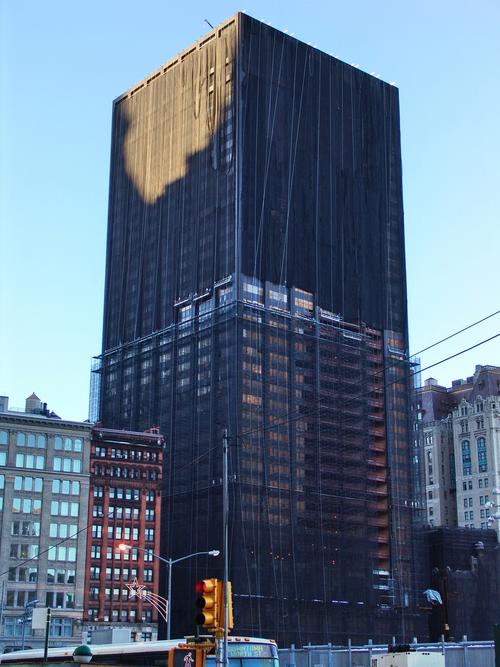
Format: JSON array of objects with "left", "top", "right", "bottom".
[
  {"left": 416, "top": 331, "right": 500, "bottom": 375},
  {"left": 229, "top": 305, "right": 500, "bottom": 442},
  {"left": 234, "top": 330, "right": 500, "bottom": 441},
  {"left": 0, "top": 521, "right": 94, "bottom": 581},
  {"left": 410, "top": 308, "right": 500, "bottom": 357}
]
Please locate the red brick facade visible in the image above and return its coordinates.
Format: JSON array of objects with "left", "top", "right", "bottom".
[{"left": 83, "top": 427, "right": 164, "bottom": 635}]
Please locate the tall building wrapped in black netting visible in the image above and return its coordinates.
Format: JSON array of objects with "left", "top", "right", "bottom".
[{"left": 95, "top": 13, "right": 425, "bottom": 645}]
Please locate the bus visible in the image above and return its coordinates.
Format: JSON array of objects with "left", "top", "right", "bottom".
[{"left": 0, "top": 637, "right": 279, "bottom": 667}]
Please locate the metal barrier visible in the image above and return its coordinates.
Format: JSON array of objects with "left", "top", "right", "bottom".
[{"left": 279, "top": 639, "right": 495, "bottom": 667}]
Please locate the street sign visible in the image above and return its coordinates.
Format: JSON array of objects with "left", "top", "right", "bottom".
[{"left": 31, "top": 607, "right": 48, "bottom": 630}]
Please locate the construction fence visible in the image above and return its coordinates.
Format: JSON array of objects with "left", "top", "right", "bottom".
[{"left": 279, "top": 640, "right": 496, "bottom": 667}]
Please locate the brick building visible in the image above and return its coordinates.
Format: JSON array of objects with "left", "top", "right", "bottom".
[{"left": 83, "top": 426, "right": 164, "bottom": 641}]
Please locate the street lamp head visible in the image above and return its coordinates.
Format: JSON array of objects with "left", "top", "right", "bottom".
[
  {"left": 118, "top": 543, "right": 131, "bottom": 552},
  {"left": 208, "top": 550, "right": 220, "bottom": 557}
]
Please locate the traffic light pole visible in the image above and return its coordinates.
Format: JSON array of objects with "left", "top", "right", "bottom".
[
  {"left": 211, "top": 430, "right": 230, "bottom": 667},
  {"left": 222, "top": 430, "right": 229, "bottom": 667}
]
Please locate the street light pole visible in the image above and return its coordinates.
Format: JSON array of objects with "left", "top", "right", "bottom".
[
  {"left": 167, "top": 559, "right": 173, "bottom": 641},
  {"left": 118, "top": 544, "right": 219, "bottom": 639},
  {"left": 20, "top": 599, "right": 38, "bottom": 650}
]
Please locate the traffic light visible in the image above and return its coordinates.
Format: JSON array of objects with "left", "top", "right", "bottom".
[
  {"left": 224, "top": 580, "right": 233, "bottom": 631},
  {"left": 195, "top": 578, "right": 219, "bottom": 629}
]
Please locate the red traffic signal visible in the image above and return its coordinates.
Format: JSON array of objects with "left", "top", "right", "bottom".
[{"left": 195, "top": 578, "right": 219, "bottom": 628}]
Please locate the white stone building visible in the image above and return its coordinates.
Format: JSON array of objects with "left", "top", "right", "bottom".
[
  {"left": 0, "top": 394, "right": 91, "bottom": 650},
  {"left": 416, "top": 365, "right": 500, "bottom": 540}
]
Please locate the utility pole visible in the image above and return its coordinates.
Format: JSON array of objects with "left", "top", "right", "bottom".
[
  {"left": 215, "top": 431, "right": 230, "bottom": 667},
  {"left": 0, "top": 582, "right": 4, "bottom": 641},
  {"left": 222, "top": 430, "right": 229, "bottom": 667},
  {"left": 42, "top": 608, "right": 51, "bottom": 666}
]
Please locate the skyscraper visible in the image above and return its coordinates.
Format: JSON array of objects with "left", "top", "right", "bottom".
[{"left": 95, "top": 13, "right": 422, "bottom": 644}]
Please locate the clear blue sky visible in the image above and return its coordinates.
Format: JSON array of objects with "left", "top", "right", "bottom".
[{"left": 1, "top": 0, "right": 499, "bottom": 421}]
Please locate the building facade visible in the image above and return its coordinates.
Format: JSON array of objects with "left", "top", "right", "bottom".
[
  {"left": 416, "top": 366, "right": 500, "bottom": 538},
  {"left": 94, "top": 14, "right": 423, "bottom": 644},
  {"left": 0, "top": 395, "right": 91, "bottom": 650},
  {"left": 450, "top": 368, "right": 500, "bottom": 535},
  {"left": 416, "top": 379, "right": 457, "bottom": 529},
  {"left": 83, "top": 426, "right": 164, "bottom": 641}
]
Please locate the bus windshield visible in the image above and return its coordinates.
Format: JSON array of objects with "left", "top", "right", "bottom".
[{"left": 207, "top": 642, "right": 279, "bottom": 667}]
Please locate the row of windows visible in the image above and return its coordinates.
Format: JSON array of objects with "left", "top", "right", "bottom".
[
  {"left": 14, "top": 476, "right": 43, "bottom": 492},
  {"left": 461, "top": 438, "right": 488, "bottom": 475},
  {"left": 52, "top": 617, "right": 75, "bottom": 637},
  {"left": 0, "top": 565, "right": 76, "bottom": 584},
  {"left": 7, "top": 567, "right": 38, "bottom": 582},
  {"left": 15, "top": 433, "right": 46, "bottom": 448},
  {"left": 47, "top": 567, "right": 75, "bottom": 584},
  {"left": 90, "top": 546, "right": 154, "bottom": 561},
  {"left": 0, "top": 432, "right": 83, "bottom": 452},
  {"left": 111, "top": 506, "right": 143, "bottom": 520},
  {"left": 54, "top": 457, "right": 82, "bottom": 473},
  {"left": 14, "top": 454, "right": 45, "bottom": 470},
  {"left": 10, "top": 544, "right": 38, "bottom": 560},
  {"left": 462, "top": 478, "right": 489, "bottom": 490},
  {"left": 92, "top": 504, "right": 140, "bottom": 520},
  {"left": 2, "top": 615, "right": 73, "bottom": 638},
  {"left": 47, "top": 545, "right": 77, "bottom": 561},
  {"left": 110, "top": 487, "right": 141, "bottom": 500},
  {"left": 90, "top": 566, "right": 152, "bottom": 581},
  {"left": 50, "top": 501, "right": 79, "bottom": 517},
  {"left": 52, "top": 479, "right": 80, "bottom": 495},
  {"left": 460, "top": 417, "right": 487, "bottom": 432},
  {"left": 87, "top": 609, "right": 153, "bottom": 623},
  {"left": 89, "top": 586, "right": 140, "bottom": 601},
  {"left": 12, "top": 498, "right": 41, "bottom": 514},
  {"left": 93, "top": 486, "right": 154, "bottom": 501},
  {"left": 92, "top": 505, "right": 154, "bottom": 521},
  {"left": 45, "top": 591, "right": 75, "bottom": 608},
  {"left": 91, "top": 525, "right": 154, "bottom": 541},
  {"left": 92, "top": 465, "right": 158, "bottom": 480},
  {"left": 5, "top": 590, "right": 37, "bottom": 607},
  {"left": 460, "top": 401, "right": 487, "bottom": 416},
  {"left": 55, "top": 436, "right": 83, "bottom": 452},
  {"left": 11, "top": 520, "right": 40, "bottom": 536},
  {"left": 49, "top": 523, "right": 78, "bottom": 539},
  {"left": 9, "top": 455, "right": 83, "bottom": 472},
  {"left": 94, "top": 447, "right": 159, "bottom": 462}
]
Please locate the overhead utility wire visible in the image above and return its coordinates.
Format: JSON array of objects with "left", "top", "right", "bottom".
[
  {"left": 413, "top": 331, "right": 500, "bottom": 375},
  {"left": 168, "top": 315, "right": 500, "bottom": 473},
  {"left": 410, "top": 308, "right": 500, "bottom": 357},
  {"left": 0, "top": 498, "right": 170, "bottom": 579},
  {"left": 235, "top": 330, "right": 500, "bottom": 442},
  {"left": 0, "top": 519, "right": 101, "bottom": 580},
  {"left": 231, "top": 306, "right": 500, "bottom": 443}
]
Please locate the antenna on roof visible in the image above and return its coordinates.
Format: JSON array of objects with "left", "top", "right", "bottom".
[{"left": 204, "top": 19, "right": 214, "bottom": 29}]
